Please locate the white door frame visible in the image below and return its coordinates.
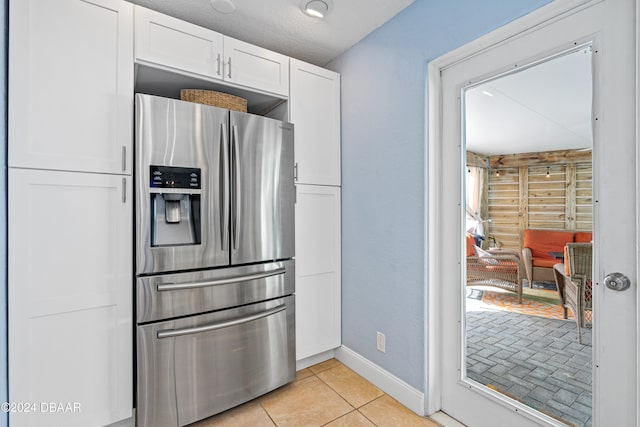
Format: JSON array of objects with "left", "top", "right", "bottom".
[
  {"left": 636, "top": 0, "right": 640, "bottom": 423},
  {"left": 425, "top": 0, "right": 638, "bottom": 424}
]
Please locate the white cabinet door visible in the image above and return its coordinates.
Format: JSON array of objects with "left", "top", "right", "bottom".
[
  {"left": 290, "top": 59, "right": 341, "bottom": 186},
  {"left": 8, "top": 169, "right": 132, "bottom": 427},
  {"left": 133, "top": 7, "right": 289, "bottom": 96},
  {"left": 9, "top": 0, "right": 133, "bottom": 174},
  {"left": 295, "top": 185, "right": 341, "bottom": 360},
  {"left": 134, "top": 5, "right": 224, "bottom": 80},
  {"left": 224, "top": 37, "right": 290, "bottom": 96}
]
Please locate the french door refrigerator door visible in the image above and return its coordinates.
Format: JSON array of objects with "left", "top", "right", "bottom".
[
  {"left": 136, "top": 94, "right": 230, "bottom": 274},
  {"left": 230, "top": 111, "right": 295, "bottom": 265}
]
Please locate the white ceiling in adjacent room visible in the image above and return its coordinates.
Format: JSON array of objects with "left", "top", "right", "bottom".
[
  {"left": 125, "top": 0, "right": 415, "bottom": 66},
  {"left": 465, "top": 48, "right": 593, "bottom": 156}
]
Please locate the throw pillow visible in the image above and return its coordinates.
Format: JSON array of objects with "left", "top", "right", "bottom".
[
  {"left": 466, "top": 233, "right": 476, "bottom": 257},
  {"left": 475, "top": 246, "right": 499, "bottom": 265},
  {"left": 564, "top": 245, "right": 571, "bottom": 276}
]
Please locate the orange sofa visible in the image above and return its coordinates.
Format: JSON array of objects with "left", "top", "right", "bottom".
[{"left": 521, "top": 229, "right": 592, "bottom": 286}]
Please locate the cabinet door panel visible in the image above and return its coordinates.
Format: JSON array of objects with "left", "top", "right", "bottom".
[
  {"left": 9, "top": 0, "right": 133, "bottom": 174},
  {"left": 134, "top": 5, "right": 224, "bottom": 80},
  {"left": 9, "top": 169, "right": 132, "bottom": 427},
  {"left": 224, "top": 37, "right": 289, "bottom": 96},
  {"left": 290, "top": 59, "right": 341, "bottom": 186},
  {"left": 295, "top": 185, "right": 341, "bottom": 359}
]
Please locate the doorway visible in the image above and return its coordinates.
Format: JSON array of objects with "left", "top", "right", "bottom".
[
  {"left": 426, "top": 1, "right": 637, "bottom": 426},
  {"left": 463, "top": 47, "right": 593, "bottom": 427}
]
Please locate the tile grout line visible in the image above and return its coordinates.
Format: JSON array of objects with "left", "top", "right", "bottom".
[
  {"left": 310, "top": 366, "right": 359, "bottom": 425},
  {"left": 310, "top": 362, "right": 383, "bottom": 426},
  {"left": 357, "top": 409, "right": 379, "bottom": 427},
  {"left": 356, "top": 394, "right": 391, "bottom": 427},
  {"left": 258, "top": 399, "right": 279, "bottom": 427},
  {"left": 319, "top": 409, "right": 359, "bottom": 427},
  {"left": 259, "top": 369, "right": 320, "bottom": 427},
  {"left": 314, "top": 364, "right": 383, "bottom": 410}
]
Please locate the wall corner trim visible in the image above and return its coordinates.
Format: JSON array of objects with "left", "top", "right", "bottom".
[{"left": 335, "top": 346, "right": 425, "bottom": 416}]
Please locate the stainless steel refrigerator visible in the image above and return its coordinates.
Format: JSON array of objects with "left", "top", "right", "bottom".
[{"left": 134, "top": 94, "right": 295, "bottom": 427}]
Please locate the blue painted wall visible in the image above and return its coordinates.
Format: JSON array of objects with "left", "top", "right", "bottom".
[{"left": 328, "top": 0, "right": 551, "bottom": 391}]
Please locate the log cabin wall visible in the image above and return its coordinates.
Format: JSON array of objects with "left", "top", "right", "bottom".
[{"left": 469, "top": 150, "right": 592, "bottom": 251}]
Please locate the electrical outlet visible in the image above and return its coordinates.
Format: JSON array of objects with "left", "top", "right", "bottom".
[{"left": 376, "top": 331, "right": 386, "bottom": 353}]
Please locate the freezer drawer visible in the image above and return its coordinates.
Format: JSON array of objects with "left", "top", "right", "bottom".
[
  {"left": 137, "top": 260, "right": 294, "bottom": 323},
  {"left": 137, "top": 295, "right": 295, "bottom": 427}
]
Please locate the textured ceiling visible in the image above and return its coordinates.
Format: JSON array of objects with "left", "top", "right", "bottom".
[
  {"left": 465, "top": 48, "right": 593, "bottom": 156},
  {"left": 125, "top": 0, "right": 415, "bottom": 66}
]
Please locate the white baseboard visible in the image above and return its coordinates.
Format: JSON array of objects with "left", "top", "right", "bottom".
[
  {"left": 430, "top": 411, "right": 467, "bottom": 427},
  {"left": 296, "top": 349, "right": 336, "bottom": 371},
  {"left": 335, "top": 346, "right": 425, "bottom": 416}
]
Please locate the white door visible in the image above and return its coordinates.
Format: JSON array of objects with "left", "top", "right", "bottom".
[
  {"left": 290, "top": 59, "right": 341, "bottom": 186},
  {"left": 9, "top": 169, "right": 133, "bottom": 427},
  {"left": 295, "top": 184, "right": 342, "bottom": 360},
  {"left": 9, "top": 0, "right": 133, "bottom": 174},
  {"left": 429, "top": 1, "right": 636, "bottom": 426},
  {"left": 223, "top": 37, "right": 290, "bottom": 96},
  {"left": 134, "top": 5, "right": 224, "bottom": 80}
]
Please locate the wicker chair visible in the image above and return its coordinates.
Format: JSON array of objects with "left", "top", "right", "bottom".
[
  {"left": 552, "top": 243, "right": 593, "bottom": 343},
  {"left": 467, "top": 249, "right": 524, "bottom": 303}
]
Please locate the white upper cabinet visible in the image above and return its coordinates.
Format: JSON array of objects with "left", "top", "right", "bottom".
[
  {"left": 290, "top": 59, "right": 341, "bottom": 186},
  {"left": 9, "top": 0, "right": 133, "bottom": 174},
  {"left": 224, "top": 37, "right": 289, "bottom": 96},
  {"left": 134, "top": 6, "right": 289, "bottom": 96},
  {"left": 134, "top": 6, "right": 224, "bottom": 80}
]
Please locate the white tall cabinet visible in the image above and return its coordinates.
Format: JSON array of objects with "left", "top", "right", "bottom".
[
  {"left": 290, "top": 60, "right": 342, "bottom": 362},
  {"left": 8, "top": 0, "right": 133, "bottom": 426}
]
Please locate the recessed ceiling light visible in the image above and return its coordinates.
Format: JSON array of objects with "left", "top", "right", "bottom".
[
  {"left": 210, "top": 0, "right": 236, "bottom": 14},
  {"left": 481, "top": 90, "right": 494, "bottom": 97},
  {"left": 303, "top": 0, "right": 328, "bottom": 18}
]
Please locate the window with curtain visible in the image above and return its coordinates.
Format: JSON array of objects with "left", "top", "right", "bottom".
[{"left": 466, "top": 166, "right": 485, "bottom": 236}]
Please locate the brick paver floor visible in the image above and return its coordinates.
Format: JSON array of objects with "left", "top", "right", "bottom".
[{"left": 466, "top": 309, "right": 592, "bottom": 427}]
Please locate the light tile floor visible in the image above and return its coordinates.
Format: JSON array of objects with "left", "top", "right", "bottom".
[{"left": 191, "top": 359, "right": 441, "bottom": 427}]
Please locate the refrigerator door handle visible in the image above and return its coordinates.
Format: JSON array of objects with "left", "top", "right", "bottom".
[
  {"left": 156, "top": 267, "right": 286, "bottom": 292},
  {"left": 157, "top": 304, "right": 286, "bottom": 339},
  {"left": 220, "top": 122, "right": 230, "bottom": 251},
  {"left": 232, "top": 124, "right": 241, "bottom": 250}
]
